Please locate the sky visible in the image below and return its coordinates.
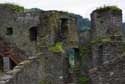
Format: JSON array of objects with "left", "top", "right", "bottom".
[{"left": 0, "top": 0, "right": 125, "bottom": 21}]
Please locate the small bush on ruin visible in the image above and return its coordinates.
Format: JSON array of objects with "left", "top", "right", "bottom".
[{"left": 95, "top": 6, "right": 121, "bottom": 13}]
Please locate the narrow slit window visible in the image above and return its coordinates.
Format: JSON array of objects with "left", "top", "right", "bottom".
[
  {"left": 100, "top": 20, "right": 104, "bottom": 24},
  {"left": 6, "top": 27, "right": 13, "bottom": 35},
  {"left": 98, "top": 45, "right": 103, "bottom": 65},
  {"left": 29, "top": 27, "right": 37, "bottom": 41},
  {"left": 60, "top": 18, "right": 68, "bottom": 39},
  {"left": 0, "top": 56, "right": 3, "bottom": 71}
]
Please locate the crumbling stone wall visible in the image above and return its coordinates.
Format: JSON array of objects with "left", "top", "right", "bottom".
[
  {"left": 92, "top": 42, "right": 122, "bottom": 67},
  {"left": 91, "top": 9, "right": 122, "bottom": 40},
  {"left": 88, "top": 7, "right": 125, "bottom": 84},
  {"left": 0, "top": 7, "right": 40, "bottom": 57},
  {"left": 89, "top": 56, "right": 125, "bottom": 84},
  {"left": 37, "top": 11, "right": 79, "bottom": 84},
  {"left": 0, "top": 56, "right": 44, "bottom": 84},
  {"left": 79, "top": 30, "right": 91, "bottom": 45}
]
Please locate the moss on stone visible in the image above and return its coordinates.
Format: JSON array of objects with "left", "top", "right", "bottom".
[
  {"left": 48, "top": 42, "right": 64, "bottom": 53},
  {"left": 0, "top": 3, "right": 24, "bottom": 12},
  {"left": 91, "top": 37, "right": 112, "bottom": 45},
  {"left": 95, "top": 6, "right": 121, "bottom": 13},
  {"left": 78, "top": 75, "right": 90, "bottom": 84},
  {"left": 40, "top": 80, "right": 46, "bottom": 84}
]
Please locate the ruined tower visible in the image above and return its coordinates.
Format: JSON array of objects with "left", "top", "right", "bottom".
[
  {"left": 91, "top": 6, "right": 123, "bottom": 40},
  {"left": 89, "top": 7, "right": 125, "bottom": 84},
  {"left": 37, "top": 11, "right": 79, "bottom": 84}
]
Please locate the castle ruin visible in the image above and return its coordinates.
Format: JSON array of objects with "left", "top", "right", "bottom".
[{"left": 0, "top": 4, "right": 124, "bottom": 84}]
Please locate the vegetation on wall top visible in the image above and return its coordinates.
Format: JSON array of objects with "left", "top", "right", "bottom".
[
  {"left": 0, "top": 3, "right": 24, "bottom": 12},
  {"left": 94, "top": 6, "right": 122, "bottom": 13}
]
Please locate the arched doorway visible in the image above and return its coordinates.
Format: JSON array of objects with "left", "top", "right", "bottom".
[{"left": 29, "top": 27, "right": 38, "bottom": 41}]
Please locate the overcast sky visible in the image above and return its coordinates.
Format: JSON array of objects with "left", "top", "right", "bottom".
[{"left": 0, "top": 0, "right": 125, "bottom": 21}]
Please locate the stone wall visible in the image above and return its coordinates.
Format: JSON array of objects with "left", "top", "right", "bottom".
[
  {"left": 79, "top": 30, "right": 91, "bottom": 45},
  {"left": 89, "top": 56, "right": 125, "bottom": 84},
  {"left": 0, "top": 8, "right": 40, "bottom": 57},
  {"left": 0, "top": 56, "right": 44, "bottom": 84},
  {"left": 92, "top": 42, "right": 122, "bottom": 67},
  {"left": 91, "top": 9, "right": 122, "bottom": 40},
  {"left": 37, "top": 11, "right": 79, "bottom": 84}
]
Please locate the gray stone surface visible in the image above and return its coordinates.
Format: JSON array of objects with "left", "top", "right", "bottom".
[
  {"left": 37, "top": 11, "right": 79, "bottom": 84},
  {"left": 89, "top": 56, "right": 125, "bottom": 84},
  {"left": 92, "top": 42, "right": 122, "bottom": 67},
  {"left": 91, "top": 10, "right": 122, "bottom": 40},
  {"left": 0, "top": 8, "right": 40, "bottom": 57},
  {"left": 0, "top": 57, "right": 43, "bottom": 84}
]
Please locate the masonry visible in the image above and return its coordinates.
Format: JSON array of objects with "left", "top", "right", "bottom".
[
  {"left": 0, "top": 4, "right": 79, "bottom": 84},
  {"left": 88, "top": 6, "right": 125, "bottom": 84},
  {"left": 0, "top": 4, "right": 124, "bottom": 84},
  {"left": 0, "top": 56, "right": 44, "bottom": 84}
]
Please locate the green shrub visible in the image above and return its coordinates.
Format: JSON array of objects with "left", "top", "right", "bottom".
[
  {"left": 79, "top": 75, "right": 90, "bottom": 84},
  {"left": 95, "top": 6, "right": 121, "bottom": 13},
  {"left": 0, "top": 3, "right": 24, "bottom": 12},
  {"left": 40, "top": 80, "right": 46, "bottom": 84},
  {"left": 48, "top": 42, "right": 64, "bottom": 53}
]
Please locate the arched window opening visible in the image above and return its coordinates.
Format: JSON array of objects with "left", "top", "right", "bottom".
[
  {"left": 60, "top": 18, "right": 68, "bottom": 40},
  {"left": 98, "top": 45, "right": 103, "bottom": 65},
  {"left": 6, "top": 27, "right": 13, "bottom": 35},
  {"left": 29, "top": 27, "right": 37, "bottom": 41}
]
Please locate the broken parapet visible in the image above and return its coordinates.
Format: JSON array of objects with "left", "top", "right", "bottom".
[
  {"left": 91, "top": 6, "right": 123, "bottom": 40},
  {"left": 0, "top": 56, "right": 43, "bottom": 84}
]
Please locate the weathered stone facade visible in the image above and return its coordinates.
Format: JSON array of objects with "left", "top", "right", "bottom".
[
  {"left": 92, "top": 42, "right": 122, "bottom": 67},
  {"left": 0, "top": 56, "right": 44, "bottom": 84},
  {"left": 37, "top": 11, "right": 79, "bottom": 84},
  {"left": 91, "top": 9, "right": 122, "bottom": 39},
  {"left": 0, "top": 5, "right": 79, "bottom": 84},
  {"left": 0, "top": 7, "right": 40, "bottom": 57},
  {"left": 89, "top": 56, "right": 125, "bottom": 84},
  {"left": 0, "top": 4, "right": 124, "bottom": 84},
  {"left": 88, "top": 6, "right": 125, "bottom": 84}
]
